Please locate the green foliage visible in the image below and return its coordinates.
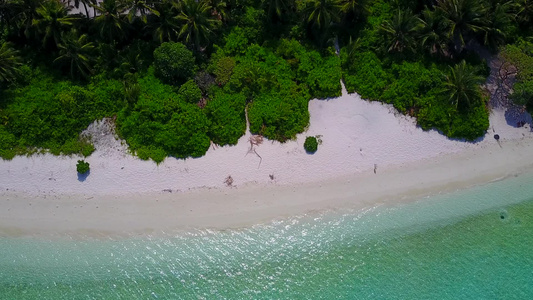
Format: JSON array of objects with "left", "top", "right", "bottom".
[
  {"left": 341, "top": 51, "right": 388, "bottom": 100},
  {"left": 178, "top": 80, "right": 202, "bottom": 104},
  {"left": 503, "top": 41, "right": 533, "bottom": 113},
  {"left": 176, "top": 0, "right": 220, "bottom": 51},
  {"left": 117, "top": 71, "right": 211, "bottom": 162},
  {"left": 212, "top": 56, "right": 236, "bottom": 85},
  {"left": 153, "top": 42, "right": 196, "bottom": 85},
  {"left": 224, "top": 44, "right": 294, "bottom": 100},
  {"left": 444, "top": 60, "right": 485, "bottom": 110},
  {"left": 447, "top": 105, "right": 490, "bottom": 140},
  {"left": 435, "top": 0, "right": 487, "bottom": 48},
  {"left": 32, "top": 0, "right": 77, "bottom": 48},
  {"left": 0, "top": 125, "right": 18, "bottom": 160},
  {"left": 304, "top": 0, "right": 341, "bottom": 30},
  {"left": 304, "top": 136, "right": 318, "bottom": 153},
  {"left": 341, "top": 48, "right": 488, "bottom": 141},
  {"left": 204, "top": 91, "right": 247, "bottom": 145},
  {"left": 0, "top": 0, "right": 526, "bottom": 161},
  {"left": 502, "top": 42, "right": 533, "bottom": 82},
  {"left": 276, "top": 39, "right": 342, "bottom": 99},
  {"left": 215, "top": 40, "right": 338, "bottom": 142},
  {"left": 237, "top": 7, "right": 266, "bottom": 44},
  {"left": 0, "top": 69, "right": 122, "bottom": 158},
  {"left": 379, "top": 9, "right": 421, "bottom": 53},
  {"left": 381, "top": 62, "right": 443, "bottom": 113},
  {"left": 220, "top": 27, "right": 250, "bottom": 57},
  {"left": 0, "top": 42, "right": 22, "bottom": 83},
  {"left": 511, "top": 80, "right": 533, "bottom": 110},
  {"left": 339, "top": 0, "right": 494, "bottom": 141},
  {"left": 93, "top": 0, "right": 128, "bottom": 42},
  {"left": 54, "top": 31, "right": 95, "bottom": 79},
  {"left": 248, "top": 89, "right": 310, "bottom": 141},
  {"left": 76, "top": 160, "right": 90, "bottom": 174},
  {"left": 417, "top": 94, "right": 489, "bottom": 141}
]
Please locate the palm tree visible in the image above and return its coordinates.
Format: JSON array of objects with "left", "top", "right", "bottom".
[
  {"left": 124, "top": 0, "right": 159, "bottom": 23},
  {"left": 343, "top": 35, "right": 362, "bottom": 63},
  {"left": 209, "top": 0, "right": 227, "bottom": 22},
  {"left": 0, "top": 42, "right": 22, "bottom": 83},
  {"left": 304, "top": 0, "right": 341, "bottom": 30},
  {"left": 67, "top": 0, "right": 92, "bottom": 18},
  {"left": 9, "top": 0, "right": 42, "bottom": 40},
  {"left": 92, "top": 0, "right": 128, "bottom": 42},
  {"left": 176, "top": 0, "right": 219, "bottom": 51},
  {"left": 54, "top": 30, "right": 95, "bottom": 79},
  {"left": 482, "top": 0, "right": 515, "bottom": 49},
  {"left": 340, "top": 0, "right": 368, "bottom": 21},
  {"left": 113, "top": 42, "right": 148, "bottom": 77},
  {"left": 146, "top": 0, "right": 180, "bottom": 43},
  {"left": 436, "top": 0, "right": 487, "bottom": 49},
  {"left": 444, "top": 60, "right": 484, "bottom": 109},
  {"left": 418, "top": 8, "right": 450, "bottom": 57},
  {"left": 0, "top": 0, "right": 18, "bottom": 30},
  {"left": 379, "top": 9, "right": 421, "bottom": 53},
  {"left": 32, "top": 0, "right": 78, "bottom": 48},
  {"left": 265, "top": 0, "right": 287, "bottom": 20},
  {"left": 515, "top": 0, "right": 533, "bottom": 27}
]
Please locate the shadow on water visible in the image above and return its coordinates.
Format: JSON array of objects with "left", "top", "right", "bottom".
[{"left": 77, "top": 171, "right": 90, "bottom": 182}]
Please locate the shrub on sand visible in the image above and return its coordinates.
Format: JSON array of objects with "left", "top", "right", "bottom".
[
  {"left": 304, "top": 136, "right": 318, "bottom": 153},
  {"left": 76, "top": 160, "right": 90, "bottom": 174}
]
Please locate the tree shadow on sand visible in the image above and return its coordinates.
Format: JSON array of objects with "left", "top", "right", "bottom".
[
  {"left": 77, "top": 171, "right": 90, "bottom": 182},
  {"left": 504, "top": 106, "right": 533, "bottom": 129}
]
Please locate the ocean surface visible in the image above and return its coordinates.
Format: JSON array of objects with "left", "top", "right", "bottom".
[{"left": 1, "top": 173, "right": 533, "bottom": 299}]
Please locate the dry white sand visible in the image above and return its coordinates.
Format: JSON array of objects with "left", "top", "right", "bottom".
[{"left": 1, "top": 85, "right": 533, "bottom": 236}]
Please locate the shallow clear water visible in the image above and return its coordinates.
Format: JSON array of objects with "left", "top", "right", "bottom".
[{"left": 1, "top": 173, "right": 533, "bottom": 299}]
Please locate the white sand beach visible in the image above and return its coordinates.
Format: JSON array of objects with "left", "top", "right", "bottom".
[{"left": 1, "top": 83, "right": 533, "bottom": 236}]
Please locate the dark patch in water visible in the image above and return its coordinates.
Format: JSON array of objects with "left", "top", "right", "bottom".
[{"left": 500, "top": 210, "right": 508, "bottom": 221}]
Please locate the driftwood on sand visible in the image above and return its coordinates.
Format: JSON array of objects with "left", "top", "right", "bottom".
[{"left": 246, "top": 135, "right": 264, "bottom": 169}]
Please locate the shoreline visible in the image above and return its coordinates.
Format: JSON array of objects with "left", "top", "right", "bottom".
[
  {"left": 2, "top": 86, "right": 533, "bottom": 238},
  {"left": 2, "top": 134, "right": 533, "bottom": 238}
]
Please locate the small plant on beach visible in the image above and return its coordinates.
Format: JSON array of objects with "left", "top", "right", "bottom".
[
  {"left": 76, "top": 160, "right": 90, "bottom": 174},
  {"left": 304, "top": 136, "right": 318, "bottom": 153}
]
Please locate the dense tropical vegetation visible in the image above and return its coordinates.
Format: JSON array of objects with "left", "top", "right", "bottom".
[{"left": 0, "top": 0, "right": 531, "bottom": 162}]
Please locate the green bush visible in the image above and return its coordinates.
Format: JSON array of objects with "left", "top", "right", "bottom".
[
  {"left": 304, "top": 136, "right": 318, "bottom": 153},
  {"left": 511, "top": 80, "right": 533, "bottom": 113},
  {"left": 417, "top": 95, "right": 489, "bottom": 141},
  {"left": 153, "top": 42, "right": 196, "bottom": 85},
  {"left": 117, "top": 71, "right": 211, "bottom": 162},
  {"left": 341, "top": 51, "right": 389, "bottom": 100},
  {"left": 248, "top": 89, "right": 310, "bottom": 141},
  {"left": 381, "top": 62, "right": 443, "bottom": 113},
  {"left": 178, "top": 80, "right": 202, "bottom": 104},
  {"left": 0, "top": 125, "right": 18, "bottom": 160},
  {"left": 0, "top": 69, "right": 121, "bottom": 158},
  {"left": 276, "top": 39, "right": 342, "bottom": 99},
  {"left": 76, "top": 160, "right": 90, "bottom": 174},
  {"left": 503, "top": 42, "right": 533, "bottom": 113},
  {"left": 220, "top": 27, "right": 250, "bottom": 56},
  {"left": 204, "top": 91, "right": 247, "bottom": 145},
  {"left": 213, "top": 56, "right": 236, "bottom": 85},
  {"left": 213, "top": 41, "right": 342, "bottom": 142}
]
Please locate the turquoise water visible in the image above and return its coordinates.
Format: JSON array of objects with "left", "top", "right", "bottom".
[{"left": 1, "top": 174, "right": 533, "bottom": 299}]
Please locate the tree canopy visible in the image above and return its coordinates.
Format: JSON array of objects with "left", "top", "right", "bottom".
[{"left": 0, "top": 0, "right": 530, "bottom": 160}]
